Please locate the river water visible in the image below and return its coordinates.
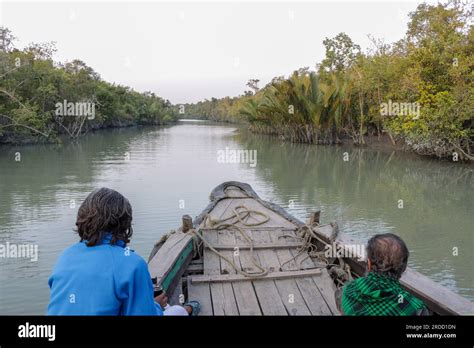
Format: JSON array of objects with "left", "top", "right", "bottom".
[{"left": 0, "top": 120, "right": 472, "bottom": 314}]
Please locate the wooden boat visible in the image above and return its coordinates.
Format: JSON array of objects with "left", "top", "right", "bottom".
[{"left": 148, "top": 181, "right": 474, "bottom": 315}]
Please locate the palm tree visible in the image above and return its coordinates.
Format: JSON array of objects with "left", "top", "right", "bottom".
[{"left": 240, "top": 69, "right": 357, "bottom": 144}]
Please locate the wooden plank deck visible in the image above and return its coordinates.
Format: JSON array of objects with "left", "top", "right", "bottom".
[
  {"left": 148, "top": 231, "right": 193, "bottom": 294},
  {"left": 187, "top": 186, "right": 337, "bottom": 315}
]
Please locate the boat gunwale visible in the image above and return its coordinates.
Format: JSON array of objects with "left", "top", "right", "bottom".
[{"left": 150, "top": 181, "right": 474, "bottom": 316}]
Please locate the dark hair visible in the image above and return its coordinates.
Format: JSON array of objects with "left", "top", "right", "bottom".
[
  {"left": 76, "top": 188, "right": 133, "bottom": 247},
  {"left": 367, "top": 233, "right": 409, "bottom": 280}
]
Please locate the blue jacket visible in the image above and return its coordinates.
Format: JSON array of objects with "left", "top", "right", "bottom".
[{"left": 47, "top": 234, "right": 163, "bottom": 315}]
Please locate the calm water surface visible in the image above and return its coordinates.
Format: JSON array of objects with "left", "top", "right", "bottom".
[{"left": 0, "top": 121, "right": 472, "bottom": 314}]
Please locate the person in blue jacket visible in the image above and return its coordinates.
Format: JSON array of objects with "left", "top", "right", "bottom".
[{"left": 47, "top": 187, "right": 200, "bottom": 316}]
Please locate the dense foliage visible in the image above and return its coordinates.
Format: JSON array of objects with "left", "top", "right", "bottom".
[
  {"left": 0, "top": 30, "right": 178, "bottom": 144},
  {"left": 185, "top": 2, "right": 473, "bottom": 160}
]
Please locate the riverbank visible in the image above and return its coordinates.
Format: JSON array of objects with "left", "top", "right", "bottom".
[
  {"left": 1, "top": 122, "right": 472, "bottom": 314},
  {"left": 0, "top": 27, "right": 179, "bottom": 146},
  {"left": 237, "top": 123, "right": 472, "bottom": 164},
  {"left": 5, "top": 115, "right": 471, "bottom": 166},
  {"left": 0, "top": 119, "right": 179, "bottom": 146}
]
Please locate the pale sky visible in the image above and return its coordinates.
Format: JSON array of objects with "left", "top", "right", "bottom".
[{"left": 1, "top": 0, "right": 436, "bottom": 104}]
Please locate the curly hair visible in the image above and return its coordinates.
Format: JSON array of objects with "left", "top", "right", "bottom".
[
  {"left": 76, "top": 188, "right": 133, "bottom": 247},
  {"left": 367, "top": 233, "right": 409, "bottom": 280}
]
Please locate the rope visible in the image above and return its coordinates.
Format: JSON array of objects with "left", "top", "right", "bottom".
[
  {"left": 277, "top": 223, "right": 354, "bottom": 287},
  {"left": 183, "top": 200, "right": 353, "bottom": 285},
  {"left": 189, "top": 205, "right": 270, "bottom": 278},
  {"left": 278, "top": 225, "right": 330, "bottom": 270}
]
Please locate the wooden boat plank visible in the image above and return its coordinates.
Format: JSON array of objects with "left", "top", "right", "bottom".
[
  {"left": 269, "top": 230, "right": 300, "bottom": 272},
  {"left": 310, "top": 270, "right": 339, "bottom": 315},
  {"left": 251, "top": 230, "right": 298, "bottom": 315},
  {"left": 196, "top": 193, "right": 233, "bottom": 317},
  {"left": 294, "top": 277, "right": 333, "bottom": 315},
  {"left": 198, "top": 197, "right": 234, "bottom": 229},
  {"left": 275, "top": 231, "right": 340, "bottom": 315},
  {"left": 273, "top": 278, "right": 312, "bottom": 315},
  {"left": 205, "top": 217, "right": 259, "bottom": 315},
  {"left": 203, "top": 229, "right": 235, "bottom": 315},
  {"left": 201, "top": 227, "right": 297, "bottom": 231},
  {"left": 231, "top": 282, "right": 262, "bottom": 315},
  {"left": 229, "top": 228, "right": 263, "bottom": 315},
  {"left": 224, "top": 186, "right": 249, "bottom": 198},
  {"left": 251, "top": 280, "right": 288, "bottom": 315},
  {"left": 257, "top": 230, "right": 311, "bottom": 316},
  {"left": 191, "top": 269, "right": 322, "bottom": 284},
  {"left": 202, "top": 208, "right": 262, "bottom": 316},
  {"left": 186, "top": 263, "right": 203, "bottom": 274},
  {"left": 206, "top": 241, "right": 303, "bottom": 250},
  {"left": 251, "top": 230, "right": 282, "bottom": 274},
  {"left": 218, "top": 229, "right": 241, "bottom": 275},
  {"left": 187, "top": 277, "right": 213, "bottom": 316},
  {"left": 234, "top": 229, "right": 260, "bottom": 274},
  {"left": 203, "top": 230, "right": 221, "bottom": 275},
  {"left": 168, "top": 276, "right": 183, "bottom": 306},
  {"left": 401, "top": 268, "right": 474, "bottom": 316},
  {"left": 220, "top": 197, "right": 297, "bottom": 229},
  {"left": 214, "top": 229, "right": 240, "bottom": 315},
  {"left": 281, "top": 230, "right": 336, "bottom": 315},
  {"left": 220, "top": 193, "right": 262, "bottom": 225},
  {"left": 214, "top": 197, "right": 235, "bottom": 219},
  {"left": 148, "top": 232, "right": 193, "bottom": 294},
  {"left": 208, "top": 282, "right": 239, "bottom": 316}
]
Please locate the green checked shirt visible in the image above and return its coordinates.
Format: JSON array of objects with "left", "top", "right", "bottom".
[{"left": 341, "top": 272, "right": 428, "bottom": 316}]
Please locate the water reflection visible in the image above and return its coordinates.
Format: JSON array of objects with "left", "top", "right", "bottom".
[{"left": 0, "top": 123, "right": 472, "bottom": 314}]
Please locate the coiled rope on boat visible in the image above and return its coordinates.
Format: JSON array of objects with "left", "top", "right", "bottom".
[
  {"left": 186, "top": 204, "right": 352, "bottom": 284},
  {"left": 189, "top": 205, "right": 270, "bottom": 278}
]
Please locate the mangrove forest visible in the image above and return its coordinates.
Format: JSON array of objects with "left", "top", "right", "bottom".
[{"left": 183, "top": 2, "right": 473, "bottom": 161}]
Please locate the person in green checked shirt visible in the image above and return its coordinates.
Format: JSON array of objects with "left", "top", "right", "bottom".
[{"left": 335, "top": 233, "right": 430, "bottom": 316}]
